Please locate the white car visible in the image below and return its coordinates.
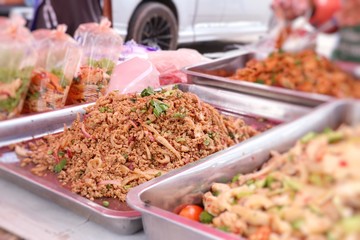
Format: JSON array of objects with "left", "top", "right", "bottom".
[{"left": 111, "top": 0, "right": 273, "bottom": 50}]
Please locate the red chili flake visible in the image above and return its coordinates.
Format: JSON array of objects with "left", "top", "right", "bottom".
[
  {"left": 339, "top": 160, "right": 348, "bottom": 167},
  {"left": 67, "top": 149, "right": 73, "bottom": 158}
]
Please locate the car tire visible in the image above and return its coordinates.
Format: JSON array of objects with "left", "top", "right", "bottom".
[{"left": 127, "top": 2, "right": 178, "bottom": 50}]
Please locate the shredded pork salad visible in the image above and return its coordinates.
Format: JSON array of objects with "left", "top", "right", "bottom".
[
  {"left": 19, "top": 87, "right": 257, "bottom": 201},
  {"left": 202, "top": 125, "right": 360, "bottom": 240}
]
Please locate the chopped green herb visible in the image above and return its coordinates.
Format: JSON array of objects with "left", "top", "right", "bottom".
[
  {"left": 246, "top": 179, "right": 255, "bottom": 185},
  {"left": 327, "top": 131, "right": 344, "bottom": 144},
  {"left": 176, "top": 137, "right": 186, "bottom": 142},
  {"left": 98, "top": 106, "right": 113, "bottom": 113},
  {"left": 231, "top": 174, "right": 241, "bottom": 183},
  {"left": 58, "top": 151, "right": 65, "bottom": 157},
  {"left": 173, "top": 112, "right": 186, "bottom": 119},
  {"left": 204, "top": 138, "right": 210, "bottom": 146},
  {"left": 199, "top": 211, "right": 214, "bottom": 223},
  {"left": 140, "top": 87, "right": 155, "bottom": 97},
  {"left": 212, "top": 190, "right": 220, "bottom": 196},
  {"left": 291, "top": 219, "right": 304, "bottom": 230},
  {"left": 150, "top": 99, "right": 169, "bottom": 117},
  {"left": 264, "top": 175, "right": 275, "bottom": 188},
  {"left": 228, "top": 132, "right": 235, "bottom": 139},
  {"left": 172, "top": 85, "right": 179, "bottom": 90},
  {"left": 102, "top": 201, "right": 110, "bottom": 207},
  {"left": 300, "top": 132, "right": 317, "bottom": 144},
  {"left": 255, "top": 79, "right": 265, "bottom": 84},
  {"left": 29, "top": 91, "right": 40, "bottom": 100},
  {"left": 155, "top": 172, "right": 162, "bottom": 177},
  {"left": 47, "top": 150, "right": 53, "bottom": 155},
  {"left": 208, "top": 132, "right": 216, "bottom": 139},
  {"left": 130, "top": 107, "right": 137, "bottom": 112},
  {"left": 129, "top": 98, "right": 137, "bottom": 103},
  {"left": 54, "top": 159, "right": 67, "bottom": 173},
  {"left": 284, "top": 178, "right": 302, "bottom": 192},
  {"left": 294, "top": 59, "right": 302, "bottom": 66},
  {"left": 124, "top": 184, "right": 132, "bottom": 190},
  {"left": 146, "top": 120, "right": 152, "bottom": 124},
  {"left": 217, "top": 226, "right": 230, "bottom": 232},
  {"left": 122, "top": 153, "right": 129, "bottom": 160}
]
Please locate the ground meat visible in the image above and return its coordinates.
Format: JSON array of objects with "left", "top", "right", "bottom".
[{"left": 21, "top": 87, "right": 258, "bottom": 201}]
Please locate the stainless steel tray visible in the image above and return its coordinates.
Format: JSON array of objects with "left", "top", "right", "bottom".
[
  {"left": 127, "top": 99, "right": 360, "bottom": 240},
  {"left": 183, "top": 52, "right": 335, "bottom": 107},
  {"left": 0, "top": 84, "right": 310, "bottom": 236}
]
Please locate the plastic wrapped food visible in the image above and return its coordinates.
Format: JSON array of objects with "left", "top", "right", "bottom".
[
  {"left": 66, "top": 18, "right": 123, "bottom": 104},
  {"left": 107, "top": 57, "right": 160, "bottom": 94},
  {"left": 22, "top": 25, "right": 81, "bottom": 113},
  {"left": 0, "top": 16, "right": 37, "bottom": 120}
]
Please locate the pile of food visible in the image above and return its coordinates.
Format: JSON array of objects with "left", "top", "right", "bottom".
[
  {"left": 195, "top": 125, "right": 360, "bottom": 239},
  {"left": 19, "top": 87, "right": 258, "bottom": 201},
  {"left": 230, "top": 50, "right": 360, "bottom": 98}
]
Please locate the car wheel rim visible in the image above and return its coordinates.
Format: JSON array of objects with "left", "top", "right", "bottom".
[{"left": 140, "top": 15, "right": 172, "bottom": 50}]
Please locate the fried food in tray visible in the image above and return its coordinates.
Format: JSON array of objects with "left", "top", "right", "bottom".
[
  {"left": 18, "top": 87, "right": 260, "bottom": 203},
  {"left": 230, "top": 50, "right": 360, "bottom": 98},
  {"left": 199, "top": 125, "right": 360, "bottom": 240}
]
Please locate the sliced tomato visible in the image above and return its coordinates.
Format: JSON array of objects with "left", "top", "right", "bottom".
[{"left": 178, "top": 205, "right": 203, "bottom": 222}]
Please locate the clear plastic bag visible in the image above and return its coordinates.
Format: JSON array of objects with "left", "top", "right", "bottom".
[
  {"left": 66, "top": 18, "right": 123, "bottom": 104},
  {"left": 0, "top": 16, "right": 37, "bottom": 120},
  {"left": 22, "top": 25, "right": 82, "bottom": 113}
]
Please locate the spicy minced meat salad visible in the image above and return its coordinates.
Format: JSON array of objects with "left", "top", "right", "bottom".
[
  {"left": 19, "top": 87, "right": 257, "bottom": 201},
  {"left": 230, "top": 50, "right": 360, "bottom": 98},
  {"left": 201, "top": 125, "right": 360, "bottom": 240}
]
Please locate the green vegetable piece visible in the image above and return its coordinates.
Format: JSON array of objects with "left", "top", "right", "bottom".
[
  {"left": 124, "top": 185, "right": 131, "bottom": 190},
  {"left": 246, "top": 179, "right": 255, "bottom": 185},
  {"left": 208, "top": 132, "right": 216, "bottom": 139},
  {"left": 129, "top": 98, "right": 137, "bottom": 103},
  {"left": 150, "top": 99, "right": 169, "bottom": 117},
  {"left": 199, "top": 211, "right": 214, "bottom": 223},
  {"left": 175, "top": 137, "right": 186, "bottom": 142},
  {"left": 58, "top": 151, "right": 65, "bottom": 157},
  {"left": 140, "top": 87, "right": 155, "bottom": 97},
  {"left": 130, "top": 107, "right": 137, "bottom": 112},
  {"left": 255, "top": 179, "right": 266, "bottom": 188},
  {"left": 217, "top": 226, "right": 230, "bottom": 232},
  {"left": 231, "top": 174, "right": 241, "bottom": 183},
  {"left": 99, "top": 107, "right": 106, "bottom": 113},
  {"left": 155, "top": 172, "right": 162, "bottom": 177},
  {"left": 255, "top": 79, "right": 265, "bottom": 84},
  {"left": 228, "top": 132, "right": 235, "bottom": 139},
  {"left": 291, "top": 219, "right": 304, "bottom": 230},
  {"left": 300, "top": 132, "right": 317, "bottom": 144},
  {"left": 47, "top": 150, "right": 53, "bottom": 155},
  {"left": 102, "top": 201, "right": 110, "bottom": 207},
  {"left": 122, "top": 153, "right": 128, "bottom": 160},
  {"left": 340, "top": 215, "right": 360, "bottom": 233},
  {"left": 172, "top": 85, "right": 179, "bottom": 90},
  {"left": 204, "top": 138, "right": 210, "bottom": 146},
  {"left": 327, "top": 132, "right": 344, "bottom": 144},
  {"left": 284, "top": 178, "right": 302, "bottom": 192},
  {"left": 236, "top": 191, "right": 253, "bottom": 198},
  {"left": 212, "top": 190, "right": 220, "bottom": 196},
  {"left": 294, "top": 59, "right": 302, "bottom": 66},
  {"left": 323, "top": 127, "right": 333, "bottom": 134},
  {"left": 264, "top": 175, "right": 275, "bottom": 188},
  {"left": 54, "top": 159, "right": 67, "bottom": 173},
  {"left": 173, "top": 112, "right": 186, "bottom": 119}
]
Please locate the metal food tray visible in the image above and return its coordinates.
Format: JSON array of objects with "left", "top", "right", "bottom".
[
  {"left": 127, "top": 99, "right": 360, "bottom": 240},
  {"left": 183, "top": 52, "right": 335, "bottom": 107},
  {"left": 0, "top": 84, "right": 310, "bottom": 235}
]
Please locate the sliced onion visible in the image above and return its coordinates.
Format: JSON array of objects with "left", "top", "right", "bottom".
[
  {"left": 81, "top": 122, "right": 92, "bottom": 139},
  {"left": 98, "top": 179, "right": 122, "bottom": 186}
]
